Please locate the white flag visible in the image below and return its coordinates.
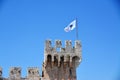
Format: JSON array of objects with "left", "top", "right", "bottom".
[{"left": 64, "top": 20, "right": 76, "bottom": 32}]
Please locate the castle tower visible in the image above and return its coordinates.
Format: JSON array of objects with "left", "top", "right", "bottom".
[{"left": 42, "top": 40, "right": 82, "bottom": 80}]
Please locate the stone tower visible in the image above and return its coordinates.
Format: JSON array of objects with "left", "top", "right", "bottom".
[
  {"left": 42, "top": 40, "right": 82, "bottom": 80},
  {"left": 0, "top": 40, "right": 82, "bottom": 80}
]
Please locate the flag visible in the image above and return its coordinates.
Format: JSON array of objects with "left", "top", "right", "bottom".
[{"left": 64, "top": 20, "right": 76, "bottom": 32}]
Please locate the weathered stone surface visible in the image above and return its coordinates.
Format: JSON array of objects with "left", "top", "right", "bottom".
[
  {"left": 43, "top": 40, "right": 82, "bottom": 80},
  {"left": 0, "top": 40, "right": 82, "bottom": 80},
  {"left": 9, "top": 67, "right": 21, "bottom": 79}
]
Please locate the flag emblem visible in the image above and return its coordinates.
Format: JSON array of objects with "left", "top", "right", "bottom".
[{"left": 64, "top": 20, "right": 76, "bottom": 32}]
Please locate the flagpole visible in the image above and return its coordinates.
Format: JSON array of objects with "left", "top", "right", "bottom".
[{"left": 76, "top": 18, "right": 79, "bottom": 40}]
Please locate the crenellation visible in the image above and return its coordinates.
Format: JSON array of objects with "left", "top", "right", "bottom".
[
  {"left": 75, "top": 40, "right": 81, "bottom": 48},
  {"left": 27, "top": 67, "right": 40, "bottom": 77},
  {"left": 75, "top": 40, "right": 82, "bottom": 63},
  {"left": 45, "top": 40, "right": 81, "bottom": 54},
  {"left": 9, "top": 67, "right": 21, "bottom": 80},
  {"left": 45, "top": 40, "right": 52, "bottom": 54},
  {"left": 44, "top": 40, "right": 82, "bottom": 67},
  {"left": 65, "top": 40, "right": 72, "bottom": 47},
  {"left": 65, "top": 40, "right": 73, "bottom": 53},
  {"left": 55, "top": 40, "right": 62, "bottom": 48},
  {"left": 45, "top": 40, "right": 51, "bottom": 48},
  {"left": 0, "top": 67, "right": 42, "bottom": 80},
  {"left": 0, "top": 39, "right": 81, "bottom": 80},
  {"left": 43, "top": 40, "right": 82, "bottom": 80},
  {"left": 75, "top": 40, "right": 82, "bottom": 53}
]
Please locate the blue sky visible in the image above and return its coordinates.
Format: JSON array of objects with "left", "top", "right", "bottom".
[{"left": 0, "top": 0, "right": 120, "bottom": 80}]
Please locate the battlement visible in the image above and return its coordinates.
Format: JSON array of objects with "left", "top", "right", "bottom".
[
  {"left": 44, "top": 40, "right": 82, "bottom": 67},
  {"left": 45, "top": 40, "right": 81, "bottom": 54},
  {"left": 9, "top": 67, "right": 21, "bottom": 79},
  {"left": 0, "top": 67, "right": 41, "bottom": 79},
  {"left": 0, "top": 40, "right": 82, "bottom": 80},
  {"left": 27, "top": 67, "right": 40, "bottom": 77}
]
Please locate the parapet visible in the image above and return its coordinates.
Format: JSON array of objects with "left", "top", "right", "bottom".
[
  {"left": 9, "top": 67, "right": 21, "bottom": 79},
  {"left": 44, "top": 40, "right": 82, "bottom": 56},
  {"left": 27, "top": 67, "right": 40, "bottom": 77},
  {"left": 0, "top": 39, "right": 82, "bottom": 80},
  {"left": 44, "top": 40, "right": 82, "bottom": 67},
  {"left": 0, "top": 67, "right": 41, "bottom": 78}
]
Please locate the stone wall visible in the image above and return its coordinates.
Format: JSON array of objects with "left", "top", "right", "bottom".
[
  {"left": 0, "top": 67, "right": 41, "bottom": 80},
  {"left": 0, "top": 40, "right": 82, "bottom": 80},
  {"left": 42, "top": 40, "right": 82, "bottom": 80}
]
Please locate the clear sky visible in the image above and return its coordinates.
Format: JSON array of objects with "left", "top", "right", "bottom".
[{"left": 0, "top": 0, "right": 120, "bottom": 80}]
